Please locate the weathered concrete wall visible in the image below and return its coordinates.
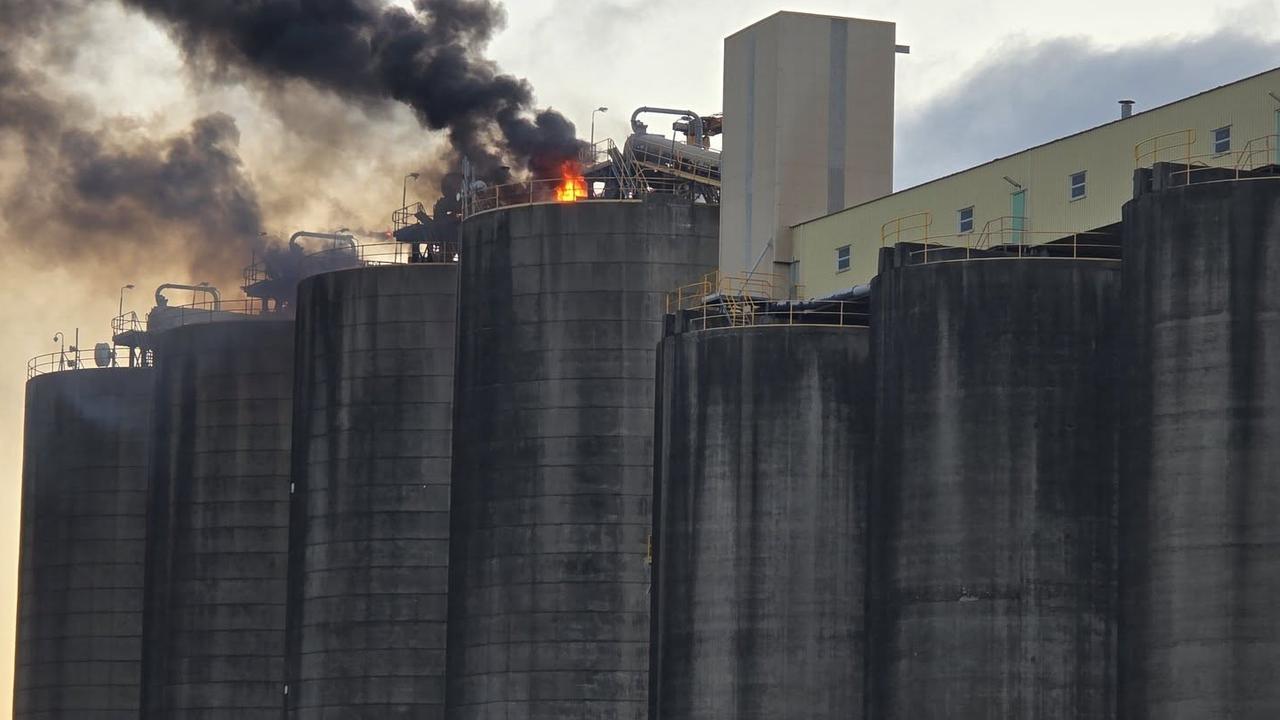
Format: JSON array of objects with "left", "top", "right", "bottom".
[
  {"left": 142, "top": 320, "right": 294, "bottom": 719},
  {"left": 287, "top": 265, "right": 457, "bottom": 718},
  {"left": 447, "top": 198, "right": 719, "bottom": 720},
  {"left": 1120, "top": 179, "right": 1280, "bottom": 719},
  {"left": 870, "top": 255, "right": 1119, "bottom": 719},
  {"left": 14, "top": 369, "right": 154, "bottom": 719},
  {"left": 650, "top": 325, "right": 870, "bottom": 719}
]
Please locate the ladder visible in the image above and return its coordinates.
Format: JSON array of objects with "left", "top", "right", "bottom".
[{"left": 608, "top": 142, "right": 646, "bottom": 198}]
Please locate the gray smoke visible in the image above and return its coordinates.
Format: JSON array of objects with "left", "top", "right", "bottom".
[
  {"left": 117, "top": 0, "right": 584, "bottom": 180},
  {"left": 0, "top": 41, "right": 266, "bottom": 280}
]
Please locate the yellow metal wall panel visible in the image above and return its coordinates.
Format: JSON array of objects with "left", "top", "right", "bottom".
[{"left": 793, "top": 68, "right": 1280, "bottom": 296}]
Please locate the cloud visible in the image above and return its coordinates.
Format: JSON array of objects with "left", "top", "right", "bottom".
[{"left": 894, "top": 30, "right": 1280, "bottom": 189}]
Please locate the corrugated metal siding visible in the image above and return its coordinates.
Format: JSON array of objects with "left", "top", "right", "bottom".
[{"left": 793, "top": 68, "right": 1280, "bottom": 295}]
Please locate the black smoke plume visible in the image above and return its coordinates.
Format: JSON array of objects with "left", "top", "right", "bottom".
[{"left": 118, "top": 0, "right": 585, "bottom": 181}]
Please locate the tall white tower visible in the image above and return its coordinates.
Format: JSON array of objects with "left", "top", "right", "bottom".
[{"left": 721, "top": 12, "right": 899, "bottom": 292}]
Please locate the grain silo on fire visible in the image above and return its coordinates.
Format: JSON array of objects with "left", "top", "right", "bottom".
[{"left": 445, "top": 175, "right": 719, "bottom": 717}]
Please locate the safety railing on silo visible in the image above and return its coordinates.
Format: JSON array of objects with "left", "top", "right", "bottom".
[
  {"left": 242, "top": 237, "right": 460, "bottom": 294},
  {"left": 143, "top": 297, "right": 293, "bottom": 337},
  {"left": 666, "top": 271, "right": 867, "bottom": 332},
  {"left": 880, "top": 211, "right": 960, "bottom": 264},
  {"left": 1134, "top": 131, "right": 1280, "bottom": 187},
  {"left": 1167, "top": 134, "right": 1280, "bottom": 186},
  {"left": 1135, "top": 129, "right": 1196, "bottom": 169},
  {"left": 902, "top": 226, "right": 1122, "bottom": 266},
  {"left": 27, "top": 345, "right": 152, "bottom": 379},
  {"left": 463, "top": 174, "right": 716, "bottom": 218}
]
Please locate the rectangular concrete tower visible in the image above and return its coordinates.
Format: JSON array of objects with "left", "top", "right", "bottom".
[{"left": 721, "top": 12, "right": 897, "bottom": 291}]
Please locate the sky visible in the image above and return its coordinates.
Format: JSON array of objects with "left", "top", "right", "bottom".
[{"left": 1, "top": 0, "right": 1279, "bottom": 712}]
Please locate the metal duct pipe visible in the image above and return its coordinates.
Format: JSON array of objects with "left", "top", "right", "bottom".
[
  {"left": 631, "top": 106, "right": 705, "bottom": 144},
  {"left": 763, "top": 284, "right": 870, "bottom": 314},
  {"left": 155, "top": 283, "right": 221, "bottom": 309},
  {"left": 289, "top": 231, "right": 356, "bottom": 251},
  {"left": 815, "top": 284, "right": 872, "bottom": 302}
]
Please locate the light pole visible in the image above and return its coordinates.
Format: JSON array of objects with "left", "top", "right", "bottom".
[
  {"left": 590, "top": 106, "right": 609, "bottom": 152},
  {"left": 403, "top": 172, "right": 421, "bottom": 211},
  {"left": 116, "top": 284, "right": 135, "bottom": 366},
  {"left": 53, "top": 332, "right": 65, "bottom": 370},
  {"left": 119, "top": 284, "right": 135, "bottom": 320}
]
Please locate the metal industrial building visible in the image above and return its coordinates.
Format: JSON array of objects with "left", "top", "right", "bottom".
[
  {"left": 788, "top": 67, "right": 1280, "bottom": 294},
  {"left": 12, "top": 8, "right": 1280, "bottom": 720}
]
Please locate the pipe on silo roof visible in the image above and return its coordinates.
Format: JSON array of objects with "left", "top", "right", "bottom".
[
  {"left": 631, "top": 106, "right": 705, "bottom": 144},
  {"left": 154, "top": 283, "right": 221, "bottom": 309},
  {"left": 288, "top": 231, "right": 356, "bottom": 251}
]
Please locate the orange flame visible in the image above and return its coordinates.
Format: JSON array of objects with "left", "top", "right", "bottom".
[{"left": 554, "top": 162, "right": 588, "bottom": 202}]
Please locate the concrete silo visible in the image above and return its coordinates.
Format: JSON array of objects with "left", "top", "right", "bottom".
[
  {"left": 1120, "top": 172, "right": 1280, "bottom": 718},
  {"left": 14, "top": 365, "right": 154, "bottom": 719},
  {"left": 141, "top": 317, "right": 295, "bottom": 719},
  {"left": 446, "top": 196, "right": 718, "bottom": 719},
  {"left": 869, "top": 249, "right": 1119, "bottom": 719},
  {"left": 286, "top": 262, "right": 458, "bottom": 718},
  {"left": 649, "top": 311, "right": 871, "bottom": 719}
]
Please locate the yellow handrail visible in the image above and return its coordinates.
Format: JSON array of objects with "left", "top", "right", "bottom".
[
  {"left": 881, "top": 212, "right": 932, "bottom": 247},
  {"left": 973, "top": 215, "right": 1029, "bottom": 252},
  {"left": 1134, "top": 129, "right": 1195, "bottom": 167},
  {"left": 1236, "top": 134, "right": 1279, "bottom": 170}
]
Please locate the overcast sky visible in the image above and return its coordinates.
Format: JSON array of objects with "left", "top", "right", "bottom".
[{"left": 1, "top": 0, "right": 1279, "bottom": 710}]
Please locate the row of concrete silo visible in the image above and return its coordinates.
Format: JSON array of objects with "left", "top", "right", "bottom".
[
  {"left": 15, "top": 173, "right": 1280, "bottom": 720},
  {"left": 649, "top": 169, "right": 1280, "bottom": 719},
  {"left": 15, "top": 195, "right": 718, "bottom": 720}
]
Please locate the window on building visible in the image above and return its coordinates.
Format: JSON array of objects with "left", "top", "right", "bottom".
[
  {"left": 1070, "top": 171, "right": 1087, "bottom": 201},
  {"left": 1213, "top": 125, "right": 1231, "bottom": 154},
  {"left": 836, "top": 245, "right": 851, "bottom": 273},
  {"left": 958, "top": 206, "right": 974, "bottom": 234}
]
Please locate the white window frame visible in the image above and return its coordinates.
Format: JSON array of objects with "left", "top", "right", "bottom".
[
  {"left": 1069, "top": 171, "right": 1087, "bottom": 201},
  {"left": 1213, "top": 125, "right": 1231, "bottom": 155},
  {"left": 835, "top": 244, "right": 851, "bottom": 273},
  {"left": 958, "top": 206, "right": 974, "bottom": 234}
]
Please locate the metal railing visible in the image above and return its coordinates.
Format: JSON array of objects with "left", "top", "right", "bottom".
[
  {"left": 394, "top": 202, "right": 425, "bottom": 230},
  {"left": 679, "top": 299, "right": 868, "bottom": 332},
  {"left": 1167, "top": 134, "right": 1280, "bottom": 185},
  {"left": 146, "top": 297, "right": 292, "bottom": 335},
  {"left": 242, "top": 238, "right": 458, "bottom": 293},
  {"left": 667, "top": 271, "right": 862, "bottom": 331},
  {"left": 1135, "top": 129, "right": 1196, "bottom": 167},
  {"left": 111, "top": 311, "right": 145, "bottom": 338},
  {"left": 972, "top": 215, "right": 1028, "bottom": 249},
  {"left": 301, "top": 240, "right": 459, "bottom": 268},
  {"left": 667, "top": 271, "right": 782, "bottom": 313},
  {"left": 627, "top": 139, "right": 722, "bottom": 186},
  {"left": 882, "top": 212, "right": 934, "bottom": 247},
  {"left": 580, "top": 140, "right": 613, "bottom": 166},
  {"left": 27, "top": 346, "right": 151, "bottom": 378},
  {"left": 903, "top": 227, "right": 1120, "bottom": 265},
  {"left": 465, "top": 175, "right": 713, "bottom": 217}
]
